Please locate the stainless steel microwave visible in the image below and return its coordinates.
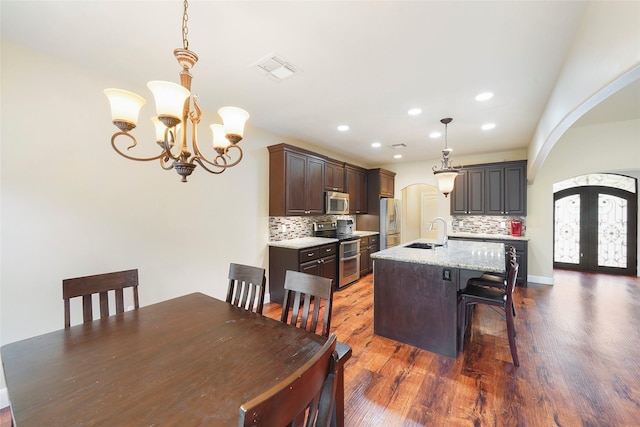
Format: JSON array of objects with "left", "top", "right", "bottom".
[{"left": 326, "top": 191, "right": 349, "bottom": 214}]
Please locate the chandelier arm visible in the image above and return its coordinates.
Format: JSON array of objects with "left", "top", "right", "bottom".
[
  {"left": 192, "top": 157, "right": 228, "bottom": 175},
  {"left": 159, "top": 155, "right": 175, "bottom": 170},
  {"left": 111, "top": 132, "right": 168, "bottom": 162},
  {"left": 194, "top": 144, "right": 244, "bottom": 170},
  {"left": 161, "top": 127, "right": 183, "bottom": 162}
]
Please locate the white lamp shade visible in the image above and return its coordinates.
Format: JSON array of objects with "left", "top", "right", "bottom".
[
  {"left": 151, "top": 117, "right": 166, "bottom": 142},
  {"left": 210, "top": 124, "right": 230, "bottom": 149},
  {"left": 104, "top": 88, "right": 147, "bottom": 125},
  {"left": 218, "top": 107, "right": 250, "bottom": 137},
  {"left": 434, "top": 171, "right": 459, "bottom": 195},
  {"left": 147, "top": 80, "right": 190, "bottom": 120}
]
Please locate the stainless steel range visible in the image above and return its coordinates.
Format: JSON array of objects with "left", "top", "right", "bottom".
[{"left": 314, "top": 221, "right": 360, "bottom": 289}]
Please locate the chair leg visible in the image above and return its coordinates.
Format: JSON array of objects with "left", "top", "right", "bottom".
[
  {"left": 335, "top": 360, "right": 346, "bottom": 427},
  {"left": 457, "top": 298, "right": 466, "bottom": 352},
  {"left": 506, "top": 309, "right": 519, "bottom": 367}
]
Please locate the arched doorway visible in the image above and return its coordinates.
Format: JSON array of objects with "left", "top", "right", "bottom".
[
  {"left": 401, "top": 183, "right": 440, "bottom": 242},
  {"left": 553, "top": 173, "right": 638, "bottom": 275}
]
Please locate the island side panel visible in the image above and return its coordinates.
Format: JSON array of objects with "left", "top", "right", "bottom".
[{"left": 373, "top": 258, "right": 459, "bottom": 358}]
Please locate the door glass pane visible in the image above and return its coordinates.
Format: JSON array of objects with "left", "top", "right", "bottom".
[
  {"left": 598, "top": 194, "right": 627, "bottom": 268},
  {"left": 554, "top": 194, "right": 581, "bottom": 264},
  {"left": 553, "top": 173, "right": 636, "bottom": 193}
]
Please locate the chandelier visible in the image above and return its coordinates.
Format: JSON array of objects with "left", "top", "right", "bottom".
[
  {"left": 103, "top": 0, "right": 249, "bottom": 182},
  {"left": 432, "top": 117, "right": 460, "bottom": 197}
]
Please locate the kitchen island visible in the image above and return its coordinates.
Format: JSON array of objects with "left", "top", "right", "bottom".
[{"left": 371, "top": 239, "right": 505, "bottom": 358}]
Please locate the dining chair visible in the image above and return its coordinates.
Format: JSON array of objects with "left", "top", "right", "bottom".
[
  {"left": 226, "top": 263, "right": 266, "bottom": 315},
  {"left": 281, "top": 270, "right": 333, "bottom": 336},
  {"left": 239, "top": 333, "right": 338, "bottom": 427},
  {"left": 63, "top": 269, "right": 139, "bottom": 328},
  {"left": 458, "top": 260, "right": 520, "bottom": 366},
  {"left": 467, "top": 245, "right": 517, "bottom": 316},
  {"left": 281, "top": 270, "right": 352, "bottom": 427}
]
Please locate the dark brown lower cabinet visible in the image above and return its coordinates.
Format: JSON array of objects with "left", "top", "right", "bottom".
[
  {"left": 359, "top": 234, "right": 379, "bottom": 277},
  {"left": 269, "top": 243, "right": 338, "bottom": 304}
]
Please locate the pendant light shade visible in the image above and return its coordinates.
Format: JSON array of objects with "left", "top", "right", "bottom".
[{"left": 432, "top": 118, "right": 460, "bottom": 197}]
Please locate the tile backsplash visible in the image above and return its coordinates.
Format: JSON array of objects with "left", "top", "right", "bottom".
[
  {"left": 269, "top": 215, "right": 356, "bottom": 241},
  {"left": 269, "top": 214, "right": 525, "bottom": 240},
  {"left": 451, "top": 215, "right": 526, "bottom": 236}
]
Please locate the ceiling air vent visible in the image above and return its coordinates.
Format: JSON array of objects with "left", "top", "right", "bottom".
[
  {"left": 252, "top": 52, "right": 300, "bottom": 81},
  {"left": 390, "top": 143, "right": 407, "bottom": 149}
]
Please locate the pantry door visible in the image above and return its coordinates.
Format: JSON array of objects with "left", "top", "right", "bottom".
[{"left": 554, "top": 177, "right": 637, "bottom": 276}]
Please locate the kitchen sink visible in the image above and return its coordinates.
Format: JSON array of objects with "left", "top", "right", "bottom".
[{"left": 405, "top": 242, "right": 442, "bottom": 250}]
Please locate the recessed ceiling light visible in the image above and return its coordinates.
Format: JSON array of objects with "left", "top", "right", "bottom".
[
  {"left": 394, "top": 154, "right": 402, "bottom": 159},
  {"left": 481, "top": 123, "right": 496, "bottom": 130},
  {"left": 475, "top": 92, "right": 494, "bottom": 101},
  {"left": 371, "top": 142, "right": 382, "bottom": 148},
  {"left": 429, "top": 131, "right": 442, "bottom": 138},
  {"left": 408, "top": 108, "right": 422, "bottom": 116},
  {"left": 337, "top": 125, "right": 349, "bottom": 132}
]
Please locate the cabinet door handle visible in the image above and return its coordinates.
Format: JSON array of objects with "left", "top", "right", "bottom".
[{"left": 308, "top": 253, "right": 314, "bottom": 257}]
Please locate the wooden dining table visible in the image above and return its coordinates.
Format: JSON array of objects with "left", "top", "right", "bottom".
[{"left": 1, "top": 292, "right": 334, "bottom": 426}]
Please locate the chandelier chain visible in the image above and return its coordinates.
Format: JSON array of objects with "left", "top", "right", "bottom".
[{"left": 181, "top": 0, "right": 189, "bottom": 50}]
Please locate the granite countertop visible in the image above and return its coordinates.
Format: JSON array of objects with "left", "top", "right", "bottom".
[
  {"left": 449, "top": 232, "right": 530, "bottom": 241},
  {"left": 353, "top": 230, "right": 379, "bottom": 237},
  {"left": 371, "top": 239, "right": 505, "bottom": 273},
  {"left": 267, "top": 236, "right": 338, "bottom": 249}
]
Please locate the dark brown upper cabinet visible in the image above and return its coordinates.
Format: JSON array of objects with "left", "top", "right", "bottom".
[
  {"left": 324, "top": 160, "right": 345, "bottom": 192},
  {"left": 268, "top": 144, "right": 325, "bottom": 216},
  {"left": 451, "top": 160, "right": 527, "bottom": 216},
  {"left": 345, "top": 164, "right": 368, "bottom": 214},
  {"left": 485, "top": 162, "right": 527, "bottom": 215},
  {"left": 451, "top": 167, "right": 485, "bottom": 215}
]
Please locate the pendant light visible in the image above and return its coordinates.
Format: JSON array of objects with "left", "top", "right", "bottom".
[{"left": 432, "top": 117, "right": 460, "bottom": 197}]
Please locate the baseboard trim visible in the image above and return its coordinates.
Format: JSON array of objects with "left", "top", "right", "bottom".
[
  {"left": 0, "top": 387, "right": 9, "bottom": 408},
  {"left": 528, "top": 274, "right": 554, "bottom": 285}
]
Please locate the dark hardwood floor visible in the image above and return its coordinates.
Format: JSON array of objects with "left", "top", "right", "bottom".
[
  {"left": 265, "top": 269, "right": 640, "bottom": 426},
  {"left": 2, "top": 269, "right": 638, "bottom": 426}
]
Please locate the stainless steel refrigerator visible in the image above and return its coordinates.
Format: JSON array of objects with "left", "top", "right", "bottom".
[{"left": 380, "top": 198, "right": 401, "bottom": 250}]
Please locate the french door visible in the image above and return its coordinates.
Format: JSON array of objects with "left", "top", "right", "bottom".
[{"left": 554, "top": 184, "right": 637, "bottom": 275}]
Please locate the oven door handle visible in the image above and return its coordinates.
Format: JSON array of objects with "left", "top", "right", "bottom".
[{"left": 341, "top": 254, "right": 360, "bottom": 262}]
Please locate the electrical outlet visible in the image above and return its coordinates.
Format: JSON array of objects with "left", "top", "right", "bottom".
[
  {"left": 281, "top": 224, "right": 287, "bottom": 232},
  {"left": 459, "top": 221, "right": 464, "bottom": 227},
  {"left": 501, "top": 221, "right": 506, "bottom": 228}
]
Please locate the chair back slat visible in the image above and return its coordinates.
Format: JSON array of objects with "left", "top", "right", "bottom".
[
  {"left": 226, "top": 263, "right": 266, "bottom": 314},
  {"left": 238, "top": 334, "right": 338, "bottom": 427},
  {"left": 281, "top": 271, "right": 333, "bottom": 337},
  {"left": 63, "top": 269, "right": 139, "bottom": 328}
]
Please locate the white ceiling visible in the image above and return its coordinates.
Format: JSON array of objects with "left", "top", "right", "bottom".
[{"left": 2, "top": 1, "right": 637, "bottom": 167}]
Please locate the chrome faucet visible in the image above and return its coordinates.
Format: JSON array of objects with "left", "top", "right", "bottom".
[{"left": 428, "top": 217, "right": 448, "bottom": 247}]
